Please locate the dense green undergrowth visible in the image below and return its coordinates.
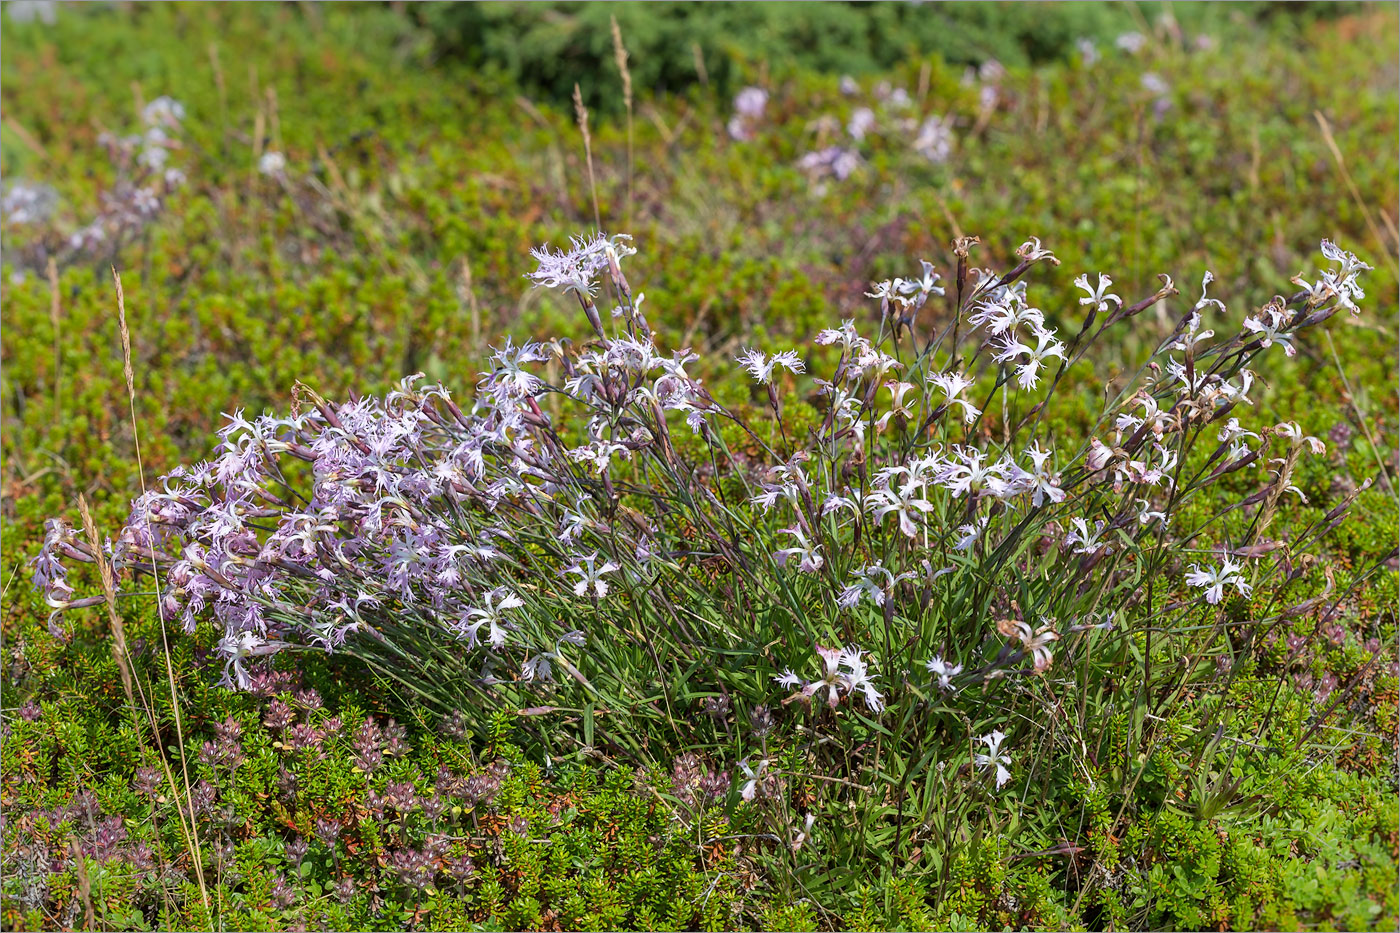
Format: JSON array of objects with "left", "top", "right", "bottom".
[
  {"left": 2, "top": 3, "right": 1396, "bottom": 930},
  {"left": 3, "top": 587, "right": 1397, "bottom": 931},
  {"left": 414, "top": 1, "right": 1359, "bottom": 110}
]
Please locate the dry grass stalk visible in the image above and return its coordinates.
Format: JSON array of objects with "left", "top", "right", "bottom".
[
  {"left": 691, "top": 42, "right": 708, "bottom": 87},
  {"left": 76, "top": 489, "right": 207, "bottom": 912},
  {"left": 76, "top": 494, "right": 134, "bottom": 706},
  {"left": 611, "top": 16, "right": 634, "bottom": 227},
  {"left": 573, "top": 83, "right": 602, "bottom": 231},
  {"left": 1250, "top": 445, "right": 1300, "bottom": 547},
  {"left": 70, "top": 839, "right": 96, "bottom": 930},
  {"left": 111, "top": 267, "right": 211, "bottom": 909},
  {"left": 1314, "top": 110, "right": 1398, "bottom": 274}
]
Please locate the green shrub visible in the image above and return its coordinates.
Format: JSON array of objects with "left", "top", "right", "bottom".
[{"left": 416, "top": 1, "right": 1363, "bottom": 110}]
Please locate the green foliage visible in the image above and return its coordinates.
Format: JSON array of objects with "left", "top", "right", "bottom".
[
  {"left": 2, "top": 3, "right": 1396, "bottom": 931},
  {"left": 0, "top": 634, "right": 751, "bottom": 931},
  {"left": 417, "top": 1, "right": 1361, "bottom": 110}
]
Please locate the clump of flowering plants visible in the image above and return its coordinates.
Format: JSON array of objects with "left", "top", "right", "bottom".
[
  {"left": 36, "top": 230, "right": 1377, "bottom": 885},
  {"left": 2, "top": 96, "right": 187, "bottom": 279}
]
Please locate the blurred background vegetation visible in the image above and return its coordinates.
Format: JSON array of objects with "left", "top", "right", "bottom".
[
  {"left": 1, "top": 2, "right": 1396, "bottom": 930},
  {"left": 418, "top": 1, "right": 1368, "bottom": 109}
]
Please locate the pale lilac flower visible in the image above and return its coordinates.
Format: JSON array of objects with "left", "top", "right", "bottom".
[
  {"left": 1015, "top": 237, "right": 1059, "bottom": 265},
  {"left": 1194, "top": 271, "right": 1227, "bottom": 314},
  {"left": 31, "top": 519, "right": 76, "bottom": 607},
  {"left": 1119, "top": 443, "right": 1178, "bottom": 488},
  {"left": 790, "top": 812, "right": 817, "bottom": 852},
  {"left": 567, "top": 441, "right": 631, "bottom": 475},
  {"left": 1164, "top": 356, "right": 1213, "bottom": 400},
  {"left": 1142, "top": 72, "right": 1170, "bottom": 97},
  {"left": 1169, "top": 312, "right": 1215, "bottom": 352},
  {"left": 885, "top": 85, "right": 914, "bottom": 108},
  {"left": 738, "top": 758, "right": 769, "bottom": 801},
  {"left": 481, "top": 337, "right": 550, "bottom": 397},
  {"left": 928, "top": 371, "right": 981, "bottom": 424},
  {"left": 925, "top": 656, "right": 963, "bottom": 691},
  {"left": 839, "top": 647, "right": 884, "bottom": 713},
  {"left": 902, "top": 260, "right": 946, "bottom": 301},
  {"left": 774, "top": 669, "right": 801, "bottom": 689},
  {"left": 130, "top": 187, "right": 160, "bottom": 217},
  {"left": 773, "top": 526, "right": 823, "bottom": 574},
  {"left": 1320, "top": 239, "right": 1372, "bottom": 282},
  {"left": 1136, "top": 499, "right": 1169, "bottom": 528},
  {"left": 837, "top": 563, "right": 913, "bottom": 609},
  {"left": 1117, "top": 32, "right": 1147, "bottom": 53},
  {"left": 1064, "top": 517, "right": 1108, "bottom": 555},
  {"left": 459, "top": 588, "right": 524, "bottom": 649},
  {"left": 974, "top": 731, "right": 1012, "bottom": 789},
  {"left": 802, "top": 646, "right": 847, "bottom": 709},
  {"left": 1074, "top": 273, "right": 1121, "bottom": 314},
  {"left": 937, "top": 446, "right": 1007, "bottom": 498},
  {"left": 994, "top": 325, "right": 1065, "bottom": 389},
  {"left": 527, "top": 233, "right": 619, "bottom": 297},
  {"left": 847, "top": 106, "right": 877, "bottom": 140},
  {"left": 865, "top": 279, "right": 903, "bottom": 303},
  {"left": 142, "top": 96, "right": 185, "bottom": 127},
  {"left": 1327, "top": 271, "right": 1363, "bottom": 316},
  {"left": 2, "top": 181, "right": 57, "bottom": 225},
  {"left": 1116, "top": 393, "right": 1170, "bottom": 440},
  {"left": 853, "top": 344, "right": 902, "bottom": 380},
  {"left": 1290, "top": 271, "right": 1336, "bottom": 307},
  {"left": 952, "top": 517, "right": 987, "bottom": 551},
  {"left": 867, "top": 483, "right": 934, "bottom": 537},
  {"left": 749, "top": 461, "right": 811, "bottom": 512},
  {"left": 1218, "top": 418, "right": 1259, "bottom": 462},
  {"left": 798, "top": 146, "right": 860, "bottom": 180},
  {"left": 737, "top": 348, "right": 804, "bottom": 384},
  {"left": 968, "top": 298, "right": 1044, "bottom": 336},
  {"left": 1186, "top": 559, "right": 1251, "bottom": 604},
  {"left": 821, "top": 491, "right": 861, "bottom": 520},
  {"left": 1021, "top": 442, "right": 1065, "bottom": 506},
  {"left": 1243, "top": 306, "right": 1296, "bottom": 356},
  {"left": 734, "top": 86, "right": 768, "bottom": 119},
  {"left": 521, "top": 654, "right": 554, "bottom": 683},
  {"left": 1272, "top": 422, "right": 1325, "bottom": 454},
  {"left": 815, "top": 319, "right": 867, "bottom": 355},
  {"left": 258, "top": 151, "right": 287, "bottom": 177},
  {"left": 563, "top": 552, "right": 619, "bottom": 598},
  {"left": 912, "top": 115, "right": 954, "bottom": 163},
  {"left": 1218, "top": 368, "right": 1257, "bottom": 408},
  {"left": 217, "top": 631, "right": 288, "bottom": 690},
  {"left": 1298, "top": 239, "right": 1369, "bottom": 313},
  {"left": 138, "top": 144, "right": 171, "bottom": 171},
  {"left": 875, "top": 381, "right": 919, "bottom": 432}
]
